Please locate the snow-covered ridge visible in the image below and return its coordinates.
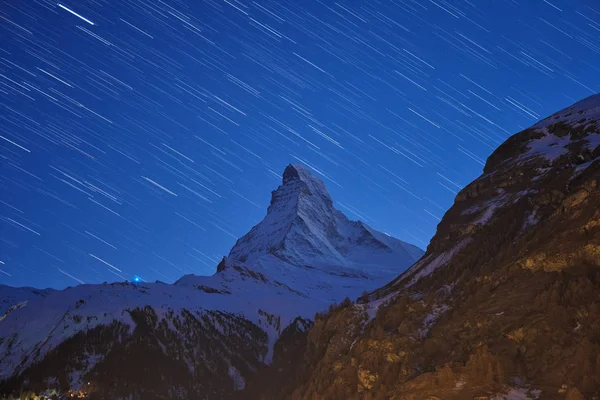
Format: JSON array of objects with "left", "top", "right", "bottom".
[
  {"left": 524, "top": 94, "right": 600, "bottom": 163},
  {"left": 0, "top": 285, "right": 54, "bottom": 316},
  {"left": 533, "top": 93, "right": 600, "bottom": 129}
]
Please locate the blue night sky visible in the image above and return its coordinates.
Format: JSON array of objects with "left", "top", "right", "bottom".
[{"left": 0, "top": 0, "right": 598, "bottom": 288}]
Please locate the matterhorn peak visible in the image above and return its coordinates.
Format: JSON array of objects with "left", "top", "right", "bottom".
[
  {"left": 226, "top": 164, "right": 423, "bottom": 276},
  {"left": 228, "top": 163, "right": 338, "bottom": 266}
]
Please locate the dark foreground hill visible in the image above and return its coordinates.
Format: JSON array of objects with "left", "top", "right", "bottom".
[{"left": 244, "top": 95, "right": 600, "bottom": 400}]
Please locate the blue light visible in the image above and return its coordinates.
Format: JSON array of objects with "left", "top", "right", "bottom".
[{"left": 133, "top": 276, "right": 141, "bottom": 283}]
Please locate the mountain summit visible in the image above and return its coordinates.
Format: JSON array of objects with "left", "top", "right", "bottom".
[
  {"left": 0, "top": 164, "right": 422, "bottom": 399},
  {"left": 228, "top": 163, "right": 342, "bottom": 266},
  {"left": 222, "top": 163, "right": 422, "bottom": 278}
]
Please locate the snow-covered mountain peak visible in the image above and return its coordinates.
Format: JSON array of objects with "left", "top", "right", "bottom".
[
  {"left": 228, "top": 164, "right": 335, "bottom": 265},
  {"left": 225, "top": 164, "right": 423, "bottom": 277}
]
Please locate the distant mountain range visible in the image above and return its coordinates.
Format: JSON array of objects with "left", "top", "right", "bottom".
[{"left": 0, "top": 164, "right": 423, "bottom": 399}]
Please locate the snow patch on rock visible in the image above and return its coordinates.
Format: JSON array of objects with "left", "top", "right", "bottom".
[
  {"left": 524, "top": 128, "right": 571, "bottom": 162},
  {"left": 492, "top": 387, "right": 541, "bottom": 400},
  {"left": 406, "top": 239, "right": 470, "bottom": 287},
  {"left": 418, "top": 304, "right": 449, "bottom": 337},
  {"left": 228, "top": 365, "right": 245, "bottom": 391}
]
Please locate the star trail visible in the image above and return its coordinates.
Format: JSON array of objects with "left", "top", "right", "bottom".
[{"left": 0, "top": 0, "right": 598, "bottom": 288}]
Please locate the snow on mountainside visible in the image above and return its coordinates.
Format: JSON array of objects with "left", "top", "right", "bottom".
[
  {"left": 0, "top": 285, "right": 54, "bottom": 320},
  {"left": 0, "top": 164, "right": 423, "bottom": 398},
  {"left": 533, "top": 93, "right": 600, "bottom": 129}
]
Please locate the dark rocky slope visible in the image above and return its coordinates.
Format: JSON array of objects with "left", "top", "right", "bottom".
[{"left": 245, "top": 95, "right": 600, "bottom": 400}]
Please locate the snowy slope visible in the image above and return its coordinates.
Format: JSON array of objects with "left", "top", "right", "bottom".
[
  {"left": 0, "top": 164, "right": 423, "bottom": 392},
  {"left": 0, "top": 285, "right": 54, "bottom": 319}
]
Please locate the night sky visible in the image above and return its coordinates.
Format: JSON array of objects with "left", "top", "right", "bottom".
[{"left": 0, "top": 0, "right": 598, "bottom": 288}]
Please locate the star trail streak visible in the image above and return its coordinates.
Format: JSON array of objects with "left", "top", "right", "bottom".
[{"left": 0, "top": 0, "right": 598, "bottom": 288}]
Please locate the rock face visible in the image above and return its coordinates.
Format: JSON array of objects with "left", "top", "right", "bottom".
[
  {"left": 0, "top": 165, "right": 422, "bottom": 399},
  {"left": 246, "top": 95, "right": 600, "bottom": 400}
]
